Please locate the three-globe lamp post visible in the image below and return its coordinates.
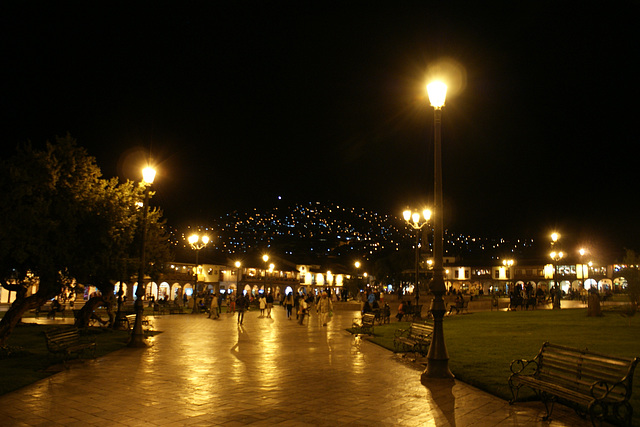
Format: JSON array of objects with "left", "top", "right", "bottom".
[
  {"left": 188, "top": 233, "right": 210, "bottom": 314},
  {"left": 422, "top": 80, "right": 454, "bottom": 380},
  {"left": 129, "top": 166, "right": 156, "bottom": 348},
  {"left": 403, "top": 208, "right": 432, "bottom": 306}
]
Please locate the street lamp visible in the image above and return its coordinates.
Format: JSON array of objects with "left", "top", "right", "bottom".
[
  {"left": 188, "top": 233, "right": 210, "bottom": 314},
  {"left": 403, "top": 208, "right": 432, "bottom": 306},
  {"left": 262, "top": 254, "right": 269, "bottom": 295},
  {"left": 234, "top": 261, "right": 242, "bottom": 294},
  {"left": 129, "top": 165, "right": 156, "bottom": 348},
  {"left": 578, "top": 248, "right": 589, "bottom": 289},
  {"left": 269, "top": 263, "right": 275, "bottom": 290},
  {"left": 502, "top": 259, "right": 515, "bottom": 293},
  {"left": 550, "top": 233, "right": 562, "bottom": 309},
  {"left": 422, "top": 80, "right": 454, "bottom": 380},
  {"left": 550, "top": 250, "right": 564, "bottom": 309}
]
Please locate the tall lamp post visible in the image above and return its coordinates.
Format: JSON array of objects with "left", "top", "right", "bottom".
[
  {"left": 262, "top": 254, "right": 269, "bottom": 295},
  {"left": 129, "top": 166, "right": 156, "bottom": 348},
  {"left": 188, "top": 233, "right": 210, "bottom": 314},
  {"left": 403, "top": 209, "right": 432, "bottom": 306},
  {"left": 578, "top": 248, "right": 588, "bottom": 290},
  {"left": 353, "top": 261, "right": 361, "bottom": 297},
  {"left": 235, "top": 261, "right": 242, "bottom": 295},
  {"left": 550, "top": 232, "right": 563, "bottom": 309},
  {"left": 422, "top": 80, "right": 454, "bottom": 380}
]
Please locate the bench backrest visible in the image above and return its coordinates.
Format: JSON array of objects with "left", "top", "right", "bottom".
[
  {"left": 409, "top": 323, "right": 434, "bottom": 338},
  {"left": 44, "top": 327, "right": 81, "bottom": 351},
  {"left": 362, "top": 313, "right": 376, "bottom": 324},
  {"left": 536, "top": 342, "right": 639, "bottom": 400}
]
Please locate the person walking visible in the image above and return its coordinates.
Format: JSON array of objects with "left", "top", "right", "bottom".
[
  {"left": 229, "top": 292, "right": 236, "bottom": 314},
  {"left": 266, "top": 292, "right": 274, "bottom": 318},
  {"left": 317, "top": 292, "right": 333, "bottom": 326},
  {"left": 236, "top": 293, "right": 247, "bottom": 325},
  {"left": 298, "top": 297, "right": 308, "bottom": 325},
  {"left": 208, "top": 292, "right": 219, "bottom": 319},
  {"left": 258, "top": 293, "right": 266, "bottom": 318},
  {"left": 284, "top": 292, "right": 294, "bottom": 320}
]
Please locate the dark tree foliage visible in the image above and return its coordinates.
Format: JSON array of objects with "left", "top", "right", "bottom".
[
  {"left": 372, "top": 250, "right": 413, "bottom": 290},
  {"left": 0, "top": 135, "right": 170, "bottom": 343}
]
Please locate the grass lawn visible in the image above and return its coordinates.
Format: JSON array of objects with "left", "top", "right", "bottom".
[
  {"left": 0, "top": 324, "right": 132, "bottom": 395},
  {"left": 363, "top": 308, "right": 640, "bottom": 425}
]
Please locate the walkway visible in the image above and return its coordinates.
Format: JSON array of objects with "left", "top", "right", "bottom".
[{"left": 0, "top": 306, "right": 592, "bottom": 426}]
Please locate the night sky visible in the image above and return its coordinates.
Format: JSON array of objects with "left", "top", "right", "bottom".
[{"left": 2, "top": 3, "right": 638, "bottom": 258}]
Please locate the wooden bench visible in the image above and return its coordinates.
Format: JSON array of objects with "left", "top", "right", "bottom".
[
  {"left": 403, "top": 304, "right": 423, "bottom": 321},
  {"left": 352, "top": 313, "right": 375, "bottom": 335},
  {"left": 373, "top": 306, "right": 391, "bottom": 325},
  {"left": 44, "top": 327, "right": 96, "bottom": 362},
  {"left": 393, "top": 322, "right": 434, "bottom": 356},
  {"left": 168, "top": 304, "right": 184, "bottom": 314},
  {"left": 447, "top": 300, "right": 468, "bottom": 315},
  {"left": 125, "top": 314, "right": 150, "bottom": 330},
  {"left": 508, "top": 341, "right": 639, "bottom": 426},
  {"left": 153, "top": 303, "right": 166, "bottom": 315}
]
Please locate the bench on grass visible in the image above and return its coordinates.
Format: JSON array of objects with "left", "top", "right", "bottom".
[
  {"left": 153, "top": 303, "right": 166, "bottom": 315},
  {"left": 125, "top": 314, "right": 150, "bottom": 330},
  {"left": 168, "top": 304, "right": 184, "bottom": 314},
  {"left": 373, "top": 305, "right": 391, "bottom": 325},
  {"left": 403, "top": 304, "right": 423, "bottom": 321},
  {"left": 448, "top": 300, "right": 469, "bottom": 315},
  {"left": 352, "top": 313, "right": 375, "bottom": 335},
  {"left": 44, "top": 327, "right": 96, "bottom": 361},
  {"left": 508, "top": 341, "right": 639, "bottom": 426},
  {"left": 393, "top": 322, "right": 433, "bottom": 356}
]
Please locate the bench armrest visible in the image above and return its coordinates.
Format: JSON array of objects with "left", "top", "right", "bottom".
[
  {"left": 509, "top": 358, "right": 538, "bottom": 375},
  {"left": 394, "top": 328, "right": 409, "bottom": 338},
  {"left": 589, "top": 379, "right": 629, "bottom": 402},
  {"left": 418, "top": 332, "right": 433, "bottom": 341}
]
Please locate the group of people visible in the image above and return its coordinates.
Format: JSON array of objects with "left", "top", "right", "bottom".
[
  {"left": 282, "top": 291, "right": 334, "bottom": 326},
  {"left": 207, "top": 290, "right": 333, "bottom": 326}
]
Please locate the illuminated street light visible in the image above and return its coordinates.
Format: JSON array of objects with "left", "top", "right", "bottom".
[
  {"left": 188, "top": 233, "right": 210, "bottom": 314},
  {"left": 403, "top": 208, "right": 432, "bottom": 306},
  {"left": 234, "top": 261, "right": 242, "bottom": 294},
  {"left": 422, "top": 80, "right": 454, "bottom": 380},
  {"left": 578, "top": 248, "right": 589, "bottom": 288},
  {"left": 129, "top": 165, "right": 156, "bottom": 347},
  {"left": 550, "top": 232, "right": 563, "bottom": 309},
  {"left": 427, "top": 81, "right": 447, "bottom": 108},
  {"left": 262, "top": 254, "right": 270, "bottom": 295}
]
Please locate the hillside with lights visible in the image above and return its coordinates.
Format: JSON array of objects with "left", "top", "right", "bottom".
[{"left": 169, "top": 201, "right": 536, "bottom": 264}]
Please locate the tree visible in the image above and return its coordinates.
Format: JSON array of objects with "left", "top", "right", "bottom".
[
  {"left": 372, "top": 250, "right": 413, "bottom": 293},
  {"left": 0, "top": 135, "right": 169, "bottom": 343}
]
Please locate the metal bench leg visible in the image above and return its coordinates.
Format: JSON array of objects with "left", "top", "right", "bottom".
[{"left": 540, "top": 393, "right": 556, "bottom": 421}]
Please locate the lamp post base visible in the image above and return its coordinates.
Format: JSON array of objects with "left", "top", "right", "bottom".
[
  {"left": 421, "top": 294, "right": 454, "bottom": 381},
  {"left": 421, "top": 360, "right": 455, "bottom": 382}
]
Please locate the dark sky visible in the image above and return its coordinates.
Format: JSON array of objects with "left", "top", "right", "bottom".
[{"left": 2, "top": 2, "right": 639, "bottom": 258}]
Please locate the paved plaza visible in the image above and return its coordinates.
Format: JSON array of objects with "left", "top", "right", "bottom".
[{"left": 0, "top": 306, "right": 593, "bottom": 426}]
